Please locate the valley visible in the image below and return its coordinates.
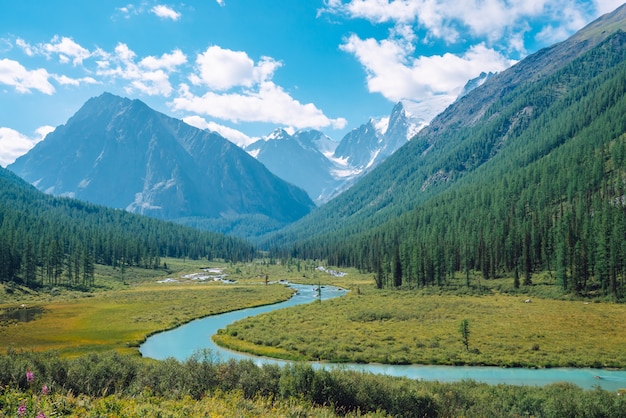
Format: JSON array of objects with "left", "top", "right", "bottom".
[
  {"left": 3, "top": 261, "right": 626, "bottom": 416},
  {"left": 3, "top": 3, "right": 626, "bottom": 416}
]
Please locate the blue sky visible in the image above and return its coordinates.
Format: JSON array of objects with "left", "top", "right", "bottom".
[{"left": 0, "top": 0, "right": 623, "bottom": 166}]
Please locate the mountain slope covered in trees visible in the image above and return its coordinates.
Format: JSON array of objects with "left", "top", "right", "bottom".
[
  {"left": 268, "top": 6, "right": 626, "bottom": 298},
  {"left": 0, "top": 167, "right": 255, "bottom": 288},
  {"left": 263, "top": 4, "right": 626, "bottom": 250}
]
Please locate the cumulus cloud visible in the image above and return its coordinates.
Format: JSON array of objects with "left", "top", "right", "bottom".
[
  {"left": 16, "top": 36, "right": 91, "bottom": 66},
  {"left": 172, "top": 81, "right": 348, "bottom": 130},
  {"left": 0, "top": 58, "right": 55, "bottom": 94},
  {"left": 189, "top": 46, "right": 280, "bottom": 91},
  {"left": 594, "top": 0, "right": 625, "bottom": 14},
  {"left": 96, "top": 43, "right": 184, "bottom": 96},
  {"left": 151, "top": 5, "right": 181, "bottom": 20},
  {"left": 139, "top": 49, "right": 187, "bottom": 71},
  {"left": 341, "top": 29, "right": 514, "bottom": 103},
  {"left": 42, "top": 36, "right": 92, "bottom": 65},
  {"left": 171, "top": 46, "right": 347, "bottom": 131},
  {"left": 0, "top": 125, "right": 54, "bottom": 167},
  {"left": 183, "top": 115, "right": 257, "bottom": 146},
  {"left": 52, "top": 74, "right": 99, "bottom": 86},
  {"left": 322, "top": 0, "right": 591, "bottom": 47}
]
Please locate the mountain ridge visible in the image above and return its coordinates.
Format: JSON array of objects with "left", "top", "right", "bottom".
[
  {"left": 9, "top": 93, "right": 315, "bottom": 237},
  {"left": 245, "top": 99, "right": 431, "bottom": 203},
  {"left": 261, "top": 3, "right": 626, "bottom": 250}
]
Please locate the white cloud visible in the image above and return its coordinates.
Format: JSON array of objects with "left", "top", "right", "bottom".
[
  {"left": 130, "top": 69, "right": 173, "bottom": 96},
  {"left": 16, "top": 38, "right": 35, "bottom": 56},
  {"left": 190, "top": 46, "right": 281, "bottom": 91},
  {"left": 52, "top": 74, "right": 99, "bottom": 86},
  {"left": 340, "top": 29, "right": 514, "bottom": 103},
  {"left": 116, "top": 4, "right": 140, "bottom": 19},
  {"left": 535, "top": 3, "right": 589, "bottom": 45},
  {"left": 15, "top": 36, "right": 92, "bottom": 66},
  {"left": 171, "top": 45, "right": 346, "bottom": 131},
  {"left": 0, "top": 58, "right": 55, "bottom": 94},
  {"left": 216, "top": 0, "right": 226, "bottom": 6},
  {"left": 139, "top": 49, "right": 187, "bottom": 71},
  {"left": 0, "top": 126, "right": 54, "bottom": 167},
  {"left": 183, "top": 115, "right": 256, "bottom": 146},
  {"left": 42, "top": 36, "right": 91, "bottom": 66},
  {"left": 151, "top": 5, "right": 181, "bottom": 20},
  {"left": 96, "top": 43, "right": 179, "bottom": 96},
  {"left": 171, "top": 81, "right": 347, "bottom": 130},
  {"left": 323, "top": 0, "right": 595, "bottom": 50}
]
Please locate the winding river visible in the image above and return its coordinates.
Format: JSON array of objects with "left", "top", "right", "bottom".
[{"left": 140, "top": 283, "right": 626, "bottom": 391}]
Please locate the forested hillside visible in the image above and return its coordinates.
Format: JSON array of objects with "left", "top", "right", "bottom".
[
  {"left": 263, "top": 6, "right": 626, "bottom": 250},
  {"left": 0, "top": 167, "right": 255, "bottom": 288},
  {"left": 271, "top": 23, "right": 626, "bottom": 298}
]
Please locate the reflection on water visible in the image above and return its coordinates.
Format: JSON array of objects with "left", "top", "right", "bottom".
[{"left": 0, "top": 306, "right": 44, "bottom": 324}]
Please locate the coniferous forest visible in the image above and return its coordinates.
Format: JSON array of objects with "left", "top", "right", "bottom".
[
  {"left": 6, "top": 5, "right": 626, "bottom": 418},
  {"left": 273, "top": 31, "right": 626, "bottom": 299},
  {"left": 0, "top": 168, "right": 255, "bottom": 289}
]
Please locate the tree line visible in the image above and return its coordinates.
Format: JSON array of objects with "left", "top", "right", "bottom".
[
  {"left": 0, "top": 168, "right": 256, "bottom": 288},
  {"left": 276, "top": 32, "right": 626, "bottom": 299}
]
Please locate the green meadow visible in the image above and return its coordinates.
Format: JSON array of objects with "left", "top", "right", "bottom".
[
  {"left": 3, "top": 260, "right": 626, "bottom": 417},
  {"left": 215, "top": 270, "right": 626, "bottom": 369},
  {"left": 0, "top": 258, "right": 292, "bottom": 357}
]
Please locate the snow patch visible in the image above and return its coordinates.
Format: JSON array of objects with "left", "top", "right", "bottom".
[
  {"left": 365, "top": 148, "right": 382, "bottom": 169},
  {"left": 126, "top": 192, "right": 162, "bottom": 211},
  {"left": 373, "top": 117, "right": 389, "bottom": 136}
]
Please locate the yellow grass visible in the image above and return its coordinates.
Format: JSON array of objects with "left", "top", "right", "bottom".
[
  {"left": 0, "top": 260, "right": 293, "bottom": 357},
  {"left": 217, "top": 288, "right": 626, "bottom": 368}
]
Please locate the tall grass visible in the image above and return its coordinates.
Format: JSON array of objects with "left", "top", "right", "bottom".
[
  {"left": 217, "top": 286, "right": 626, "bottom": 368},
  {"left": 1, "top": 350, "right": 625, "bottom": 417}
]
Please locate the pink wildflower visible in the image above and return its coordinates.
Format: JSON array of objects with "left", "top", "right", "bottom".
[
  {"left": 17, "top": 402, "right": 26, "bottom": 416},
  {"left": 26, "top": 370, "right": 34, "bottom": 383},
  {"left": 36, "top": 412, "right": 47, "bottom": 418},
  {"left": 41, "top": 384, "right": 50, "bottom": 395}
]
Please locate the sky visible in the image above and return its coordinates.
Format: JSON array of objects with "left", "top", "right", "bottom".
[{"left": 0, "top": 0, "right": 624, "bottom": 167}]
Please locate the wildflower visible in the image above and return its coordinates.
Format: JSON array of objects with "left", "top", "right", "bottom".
[
  {"left": 41, "top": 384, "right": 50, "bottom": 395},
  {"left": 17, "top": 402, "right": 27, "bottom": 416},
  {"left": 36, "top": 412, "right": 46, "bottom": 418},
  {"left": 26, "top": 370, "right": 34, "bottom": 384}
]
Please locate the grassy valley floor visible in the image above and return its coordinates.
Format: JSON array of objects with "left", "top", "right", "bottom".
[
  {"left": 215, "top": 275, "right": 626, "bottom": 369},
  {"left": 0, "top": 259, "right": 293, "bottom": 357}
]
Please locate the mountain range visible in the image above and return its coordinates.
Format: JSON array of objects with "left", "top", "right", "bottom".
[
  {"left": 8, "top": 93, "right": 314, "bottom": 237},
  {"left": 6, "top": 2, "right": 626, "bottom": 263},
  {"left": 244, "top": 97, "right": 452, "bottom": 204},
  {"left": 262, "top": 2, "right": 626, "bottom": 262},
  {"left": 7, "top": 90, "right": 443, "bottom": 231}
]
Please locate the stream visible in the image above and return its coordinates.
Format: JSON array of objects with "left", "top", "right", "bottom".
[{"left": 140, "top": 283, "right": 626, "bottom": 391}]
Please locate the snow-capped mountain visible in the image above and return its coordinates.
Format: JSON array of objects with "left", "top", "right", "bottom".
[
  {"left": 245, "top": 129, "right": 342, "bottom": 203},
  {"left": 457, "top": 72, "right": 496, "bottom": 100},
  {"left": 244, "top": 100, "right": 435, "bottom": 204}
]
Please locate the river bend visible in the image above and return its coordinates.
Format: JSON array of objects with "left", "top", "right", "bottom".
[{"left": 140, "top": 283, "right": 626, "bottom": 391}]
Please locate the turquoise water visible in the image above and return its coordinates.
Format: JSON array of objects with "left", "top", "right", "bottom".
[{"left": 140, "top": 284, "right": 626, "bottom": 391}]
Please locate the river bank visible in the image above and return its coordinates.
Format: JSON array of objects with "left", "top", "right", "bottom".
[{"left": 141, "top": 283, "right": 626, "bottom": 391}]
